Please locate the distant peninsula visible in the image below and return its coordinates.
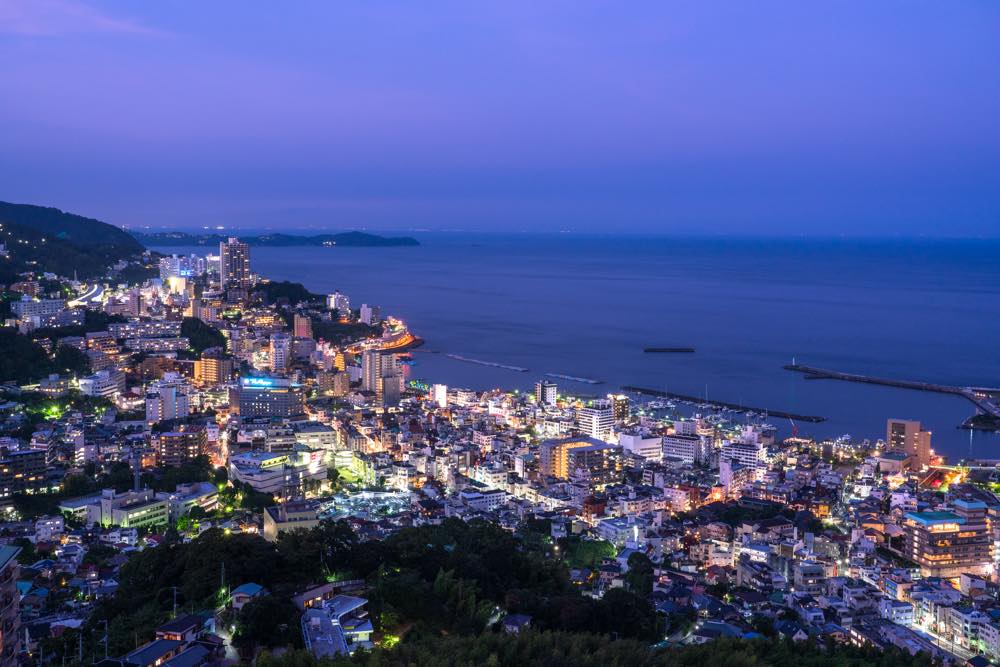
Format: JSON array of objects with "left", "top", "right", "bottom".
[{"left": 132, "top": 230, "right": 420, "bottom": 248}]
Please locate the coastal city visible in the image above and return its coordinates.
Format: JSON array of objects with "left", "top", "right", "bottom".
[{"left": 0, "top": 220, "right": 997, "bottom": 667}]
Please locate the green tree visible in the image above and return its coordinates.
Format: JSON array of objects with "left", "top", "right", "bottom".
[
  {"left": 233, "top": 596, "right": 301, "bottom": 651},
  {"left": 51, "top": 343, "right": 90, "bottom": 375},
  {"left": 180, "top": 317, "right": 227, "bottom": 354},
  {"left": 624, "top": 552, "right": 654, "bottom": 596}
]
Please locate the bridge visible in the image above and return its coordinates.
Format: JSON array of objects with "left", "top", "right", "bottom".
[{"left": 784, "top": 364, "right": 1000, "bottom": 420}]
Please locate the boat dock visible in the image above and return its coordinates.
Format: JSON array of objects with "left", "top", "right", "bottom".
[
  {"left": 643, "top": 347, "right": 695, "bottom": 353},
  {"left": 622, "top": 385, "right": 825, "bottom": 422}
]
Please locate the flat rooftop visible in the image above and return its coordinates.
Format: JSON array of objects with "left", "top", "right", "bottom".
[{"left": 904, "top": 511, "right": 964, "bottom": 526}]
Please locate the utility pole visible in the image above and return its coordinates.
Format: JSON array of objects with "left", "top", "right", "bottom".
[
  {"left": 171, "top": 586, "right": 178, "bottom": 618},
  {"left": 220, "top": 560, "right": 227, "bottom": 605},
  {"left": 102, "top": 619, "right": 109, "bottom": 658}
]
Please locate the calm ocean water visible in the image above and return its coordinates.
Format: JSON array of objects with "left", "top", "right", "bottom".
[{"left": 157, "top": 235, "right": 1000, "bottom": 461}]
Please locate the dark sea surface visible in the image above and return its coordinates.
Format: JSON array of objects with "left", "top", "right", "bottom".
[{"left": 156, "top": 235, "right": 1000, "bottom": 461}]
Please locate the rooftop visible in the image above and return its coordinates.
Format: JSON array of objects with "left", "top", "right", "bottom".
[
  {"left": 231, "top": 582, "right": 265, "bottom": 597},
  {"left": 904, "top": 511, "right": 964, "bottom": 526},
  {"left": 0, "top": 545, "right": 21, "bottom": 570},
  {"left": 125, "top": 639, "right": 183, "bottom": 667}
]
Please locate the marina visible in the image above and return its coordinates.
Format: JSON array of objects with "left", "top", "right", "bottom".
[{"left": 623, "top": 385, "right": 826, "bottom": 423}]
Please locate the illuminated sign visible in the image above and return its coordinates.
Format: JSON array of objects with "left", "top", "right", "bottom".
[{"left": 242, "top": 377, "right": 275, "bottom": 388}]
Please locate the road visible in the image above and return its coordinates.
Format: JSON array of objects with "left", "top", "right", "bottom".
[{"left": 69, "top": 283, "right": 104, "bottom": 307}]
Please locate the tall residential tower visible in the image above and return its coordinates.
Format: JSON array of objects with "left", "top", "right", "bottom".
[{"left": 219, "top": 237, "right": 251, "bottom": 289}]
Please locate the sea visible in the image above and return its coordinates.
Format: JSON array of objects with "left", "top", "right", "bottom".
[{"left": 154, "top": 234, "right": 1000, "bottom": 462}]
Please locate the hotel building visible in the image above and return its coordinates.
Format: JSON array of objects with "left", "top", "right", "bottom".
[{"left": 902, "top": 499, "right": 992, "bottom": 578}]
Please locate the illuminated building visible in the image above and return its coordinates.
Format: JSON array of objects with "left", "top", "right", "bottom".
[
  {"left": 263, "top": 502, "right": 320, "bottom": 542},
  {"left": 156, "top": 427, "right": 207, "bottom": 467},
  {"left": 60, "top": 490, "right": 169, "bottom": 529},
  {"left": 233, "top": 377, "right": 305, "bottom": 418},
  {"left": 145, "top": 376, "right": 192, "bottom": 423},
  {"left": 719, "top": 458, "right": 753, "bottom": 498},
  {"left": 618, "top": 433, "right": 663, "bottom": 463},
  {"left": 333, "top": 349, "right": 347, "bottom": 371},
  {"left": 327, "top": 291, "right": 350, "bottom": 313},
  {"left": 902, "top": 500, "right": 992, "bottom": 577},
  {"left": 78, "top": 369, "right": 126, "bottom": 398},
  {"left": 0, "top": 545, "right": 22, "bottom": 667},
  {"left": 887, "top": 419, "right": 932, "bottom": 470},
  {"left": 109, "top": 319, "right": 182, "bottom": 339},
  {"left": 539, "top": 437, "right": 621, "bottom": 485},
  {"left": 361, "top": 350, "right": 383, "bottom": 392},
  {"left": 607, "top": 393, "right": 630, "bottom": 421},
  {"left": 432, "top": 384, "right": 448, "bottom": 408},
  {"left": 577, "top": 399, "right": 614, "bottom": 441},
  {"left": 294, "top": 314, "right": 313, "bottom": 339},
  {"left": 157, "top": 481, "right": 218, "bottom": 522},
  {"left": 125, "top": 336, "right": 189, "bottom": 352},
  {"left": 318, "top": 371, "right": 350, "bottom": 397},
  {"left": 359, "top": 303, "right": 379, "bottom": 325},
  {"left": 720, "top": 438, "right": 766, "bottom": 477},
  {"left": 229, "top": 450, "right": 326, "bottom": 498},
  {"left": 219, "top": 237, "right": 251, "bottom": 288},
  {"left": 11, "top": 297, "right": 65, "bottom": 318},
  {"left": 361, "top": 350, "right": 401, "bottom": 406},
  {"left": 158, "top": 253, "right": 205, "bottom": 281},
  {"left": 270, "top": 332, "right": 292, "bottom": 372},
  {"left": 534, "top": 380, "right": 557, "bottom": 406},
  {"left": 195, "top": 350, "right": 233, "bottom": 386},
  {"left": 0, "top": 449, "right": 47, "bottom": 499},
  {"left": 663, "top": 434, "right": 711, "bottom": 465},
  {"left": 38, "top": 374, "right": 70, "bottom": 397}
]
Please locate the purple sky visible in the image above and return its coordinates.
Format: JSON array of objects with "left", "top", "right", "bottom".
[{"left": 1, "top": 0, "right": 998, "bottom": 235}]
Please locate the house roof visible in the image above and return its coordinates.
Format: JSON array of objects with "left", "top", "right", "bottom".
[
  {"left": 326, "top": 594, "right": 367, "bottom": 620},
  {"left": 160, "top": 646, "right": 209, "bottom": 667},
  {"left": 126, "top": 639, "right": 182, "bottom": 667},
  {"left": 0, "top": 545, "right": 21, "bottom": 570},
  {"left": 231, "top": 582, "right": 264, "bottom": 597},
  {"left": 157, "top": 615, "right": 203, "bottom": 634},
  {"left": 503, "top": 614, "right": 532, "bottom": 628}
]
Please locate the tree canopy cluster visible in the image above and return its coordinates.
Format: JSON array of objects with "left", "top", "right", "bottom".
[
  {"left": 0, "top": 328, "right": 90, "bottom": 384},
  {"left": 256, "top": 634, "right": 936, "bottom": 667},
  {"left": 311, "top": 319, "right": 380, "bottom": 345},
  {"left": 255, "top": 281, "right": 323, "bottom": 306},
  {"left": 180, "top": 316, "right": 227, "bottom": 353},
  {"left": 0, "top": 200, "right": 145, "bottom": 281},
  {"left": 72, "top": 516, "right": 944, "bottom": 666}
]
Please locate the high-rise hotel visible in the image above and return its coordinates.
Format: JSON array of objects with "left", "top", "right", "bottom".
[
  {"left": 219, "top": 237, "right": 251, "bottom": 289},
  {"left": 886, "top": 418, "right": 932, "bottom": 471}
]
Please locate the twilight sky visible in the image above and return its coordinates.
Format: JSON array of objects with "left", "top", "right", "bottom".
[{"left": 1, "top": 1, "right": 998, "bottom": 235}]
